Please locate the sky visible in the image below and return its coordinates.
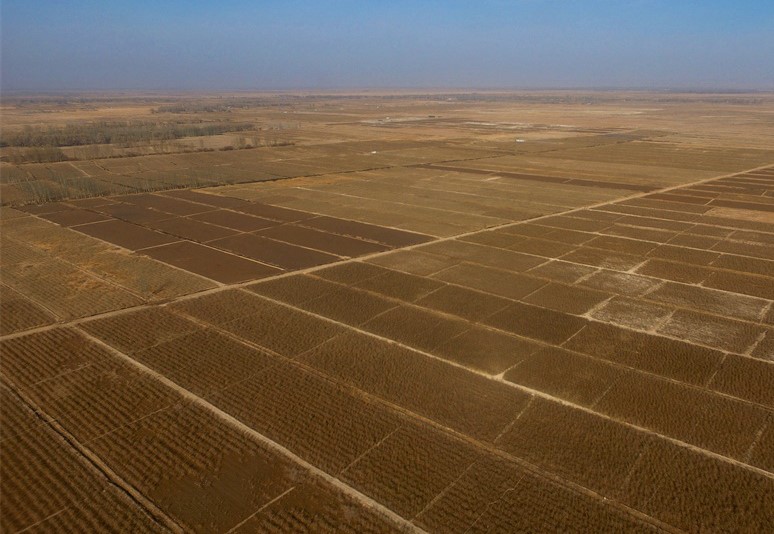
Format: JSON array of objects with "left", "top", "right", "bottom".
[{"left": 2, "top": 0, "right": 773, "bottom": 91}]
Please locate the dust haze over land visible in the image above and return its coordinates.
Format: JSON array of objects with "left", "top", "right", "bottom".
[{"left": 2, "top": 1, "right": 773, "bottom": 91}]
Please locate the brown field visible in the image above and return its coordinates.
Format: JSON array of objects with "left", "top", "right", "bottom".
[{"left": 2, "top": 91, "right": 774, "bottom": 532}]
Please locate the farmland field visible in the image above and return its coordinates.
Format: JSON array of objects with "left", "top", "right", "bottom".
[{"left": 2, "top": 91, "right": 774, "bottom": 532}]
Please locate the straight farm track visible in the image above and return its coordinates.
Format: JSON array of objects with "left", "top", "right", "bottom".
[{"left": 2, "top": 92, "right": 774, "bottom": 532}]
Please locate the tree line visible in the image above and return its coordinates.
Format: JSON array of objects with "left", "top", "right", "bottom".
[{"left": 1, "top": 120, "right": 255, "bottom": 148}]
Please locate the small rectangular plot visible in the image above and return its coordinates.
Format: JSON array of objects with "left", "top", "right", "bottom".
[
  {"left": 257, "top": 224, "right": 388, "bottom": 256},
  {"left": 299, "top": 284, "right": 397, "bottom": 326},
  {"left": 496, "top": 399, "right": 650, "bottom": 496},
  {"left": 171, "top": 289, "right": 280, "bottom": 325},
  {"left": 521, "top": 282, "right": 610, "bottom": 315},
  {"left": 711, "top": 254, "right": 774, "bottom": 277},
  {"left": 210, "top": 233, "right": 340, "bottom": 270},
  {"left": 301, "top": 331, "right": 531, "bottom": 440},
  {"left": 620, "top": 440, "right": 774, "bottom": 533},
  {"left": 585, "top": 235, "right": 658, "bottom": 256},
  {"left": 635, "top": 258, "right": 712, "bottom": 284},
  {"left": 80, "top": 307, "right": 201, "bottom": 354},
  {"left": 38, "top": 208, "right": 111, "bottom": 227},
  {"left": 434, "top": 325, "right": 542, "bottom": 375},
  {"left": 87, "top": 403, "right": 309, "bottom": 533},
  {"left": 219, "top": 299, "right": 344, "bottom": 357},
  {"left": 235, "top": 201, "right": 313, "bottom": 222},
  {"left": 579, "top": 270, "right": 660, "bottom": 296},
  {"left": 300, "top": 215, "right": 432, "bottom": 246},
  {"left": 505, "top": 347, "right": 623, "bottom": 406},
  {"left": 143, "top": 241, "right": 281, "bottom": 283},
  {"left": 657, "top": 309, "right": 765, "bottom": 354},
  {"left": 527, "top": 260, "right": 598, "bottom": 284},
  {"left": 647, "top": 244, "right": 721, "bottom": 266},
  {"left": 422, "top": 240, "right": 545, "bottom": 272},
  {"left": 417, "top": 455, "right": 656, "bottom": 533},
  {"left": 366, "top": 249, "right": 460, "bottom": 276},
  {"left": 132, "top": 329, "right": 275, "bottom": 395},
  {"left": 432, "top": 263, "right": 547, "bottom": 300},
  {"left": 645, "top": 282, "right": 767, "bottom": 322},
  {"left": 0, "top": 285, "right": 55, "bottom": 335},
  {"left": 362, "top": 305, "right": 470, "bottom": 353},
  {"left": 353, "top": 268, "right": 445, "bottom": 302},
  {"left": 208, "top": 361, "right": 402, "bottom": 473},
  {"left": 560, "top": 247, "right": 644, "bottom": 271},
  {"left": 704, "top": 270, "right": 774, "bottom": 302},
  {"left": 190, "top": 209, "right": 278, "bottom": 232},
  {"left": 1, "top": 328, "right": 110, "bottom": 388},
  {"left": 24, "top": 356, "right": 179, "bottom": 443},
  {"left": 236, "top": 479, "right": 402, "bottom": 533},
  {"left": 75, "top": 219, "right": 180, "bottom": 250},
  {"left": 709, "top": 354, "right": 774, "bottom": 407},
  {"left": 595, "top": 373, "right": 769, "bottom": 460},
  {"left": 590, "top": 296, "right": 672, "bottom": 330},
  {"left": 484, "top": 302, "right": 588, "bottom": 345},
  {"left": 1, "top": 412, "right": 159, "bottom": 533},
  {"left": 115, "top": 193, "right": 214, "bottom": 216},
  {"left": 340, "top": 424, "right": 480, "bottom": 519},
  {"left": 247, "top": 273, "right": 339, "bottom": 307},
  {"left": 94, "top": 203, "right": 172, "bottom": 224},
  {"left": 313, "top": 261, "right": 390, "bottom": 285},
  {"left": 564, "top": 322, "right": 723, "bottom": 386},
  {"left": 146, "top": 216, "right": 239, "bottom": 243},
  {"left": 414, "top": 284, "right": 511, "bottom": 322}
]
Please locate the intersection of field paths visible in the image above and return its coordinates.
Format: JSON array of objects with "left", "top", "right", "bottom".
[{"left": 2, "top": 163, "right": 773, "bottom": 532}]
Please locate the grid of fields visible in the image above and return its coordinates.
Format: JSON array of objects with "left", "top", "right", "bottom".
[{"left": 2, "top": 94, "right": 774, "bottom": 532}]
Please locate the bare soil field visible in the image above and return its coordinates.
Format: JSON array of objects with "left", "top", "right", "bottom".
[{"left": 2, "top": 91, "right": 773, "bottom": 532}]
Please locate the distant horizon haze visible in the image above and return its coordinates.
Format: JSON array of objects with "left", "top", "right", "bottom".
[{"left": 2, "top": 1, "right": 773, "bottom": 92}]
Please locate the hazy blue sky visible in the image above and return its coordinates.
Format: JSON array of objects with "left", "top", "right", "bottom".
[{"left": 2, "top": 1, "right": 772, "bottom": 91}]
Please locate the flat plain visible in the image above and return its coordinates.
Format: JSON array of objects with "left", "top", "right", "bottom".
[{"left": 1, "top": 91, "right": 773, "bottom": 532}]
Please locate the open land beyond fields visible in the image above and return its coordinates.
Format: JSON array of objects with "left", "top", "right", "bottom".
[{"left": 1, "top": 91, "right": 773, "bottom": 532}]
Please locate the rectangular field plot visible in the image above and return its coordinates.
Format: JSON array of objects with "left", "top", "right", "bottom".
[
  {"left": 594, "top": 373, "right": 770, "bottom": 460},
  {"left": 0, "top": 284, "right": 55, "bottom": 335},
  {"left": 207, "top": 361, "right": 403, "bottom": 474},
  {"left": 299, "top": 215, "right": 432, "bottom": 247},
  {"left": 301, "top": 331, "right": 531, "bottom": 441},
  {"left": 495, "top": 399, "right": 651, "bottom": 497},
  {"left": 87, "top": 404, "right": 310, "bottom": 532},
  {"left": 619, "top": 441, "right": 774, "bottom": 533},
  {"left": 1, "top": 404, "right": 160, "bottom": 533},
  {"left": 147, "top": 216, "right": 240, "bottom": 243},
  {"left": 142, "top": 241, "right": 282, "bottom": 283},
  {"left": 340, "top": 424, "right": 479, "bottom": 519},
  {"left": 416, "top": 456, "right": 658, "bottom": 534},
  {"left": 209, "top": 233, "right": 341, "bottom": 270},
  {"left": 130, "top": 329, "right": 276, "bottom": 396},
  {"left": 563, "top": 322, "right": 724, "bottom": 386},
  {"left": 113, "top": 193, "right": 216, "bottom": 216},
  {"left": 2, "top": 260, "right": 143, "bottom": 320},
  {"left": 2, "top": 328, "right": 111, "bottom": 388},
  {"left": 217, "top": 298, "right": 345, "bottom": 358},
  {"left": 361, "top": 305, "right": 470, "bottom": 353},
  {"left": 23, "top": 355, "right": 180, "bottom": 443},
  {"left": 80, "top": 307, "right": 202, "bottom": 354},
  {"left": 74, "top": 219, "right": 180, "bottom": 250},
  {"left": 504, "top": 347, "right": 623, "bottom": 406},
  {"left": 257, "top": 224, "right": 389, "bottom": 256},
  {"left": 234, "top": 479, "right": 404, "bottom": 533}
]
